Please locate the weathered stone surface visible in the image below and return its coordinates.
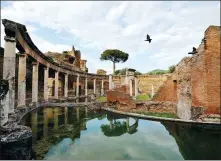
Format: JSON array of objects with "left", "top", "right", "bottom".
[
  {"left": 0, "top": 123, "right": 32, "bottom": 160},
  {"left": 107, "top": 85, "right": 136, "bottom": 111},
  {"left": 135, "top": 101, "right": 177, "bottom": 114}
]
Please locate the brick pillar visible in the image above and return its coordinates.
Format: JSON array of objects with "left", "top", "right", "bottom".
[
  {"left": 17, "top": 53, "right": 26, "bottom": 107},
  {"left": 32, "top": 62, "right": 39, "bottom": 103}
]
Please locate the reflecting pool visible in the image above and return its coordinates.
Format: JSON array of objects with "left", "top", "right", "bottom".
[{"left": 20, "top": 106, "right": 221, "bottom": 160}]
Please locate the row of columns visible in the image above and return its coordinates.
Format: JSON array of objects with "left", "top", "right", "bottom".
[{"left": 17, "top": 61, "right": 105, "bottom": 107}]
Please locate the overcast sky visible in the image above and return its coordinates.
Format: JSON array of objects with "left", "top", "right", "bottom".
[{"left": 1, "top": 1, "right": 220, "bottom": 74}]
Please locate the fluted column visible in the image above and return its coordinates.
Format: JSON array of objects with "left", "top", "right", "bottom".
[
  {"left": 101, "top": 79, "right": 104, "bottom": 95},
  {"left": 64, "top": 74, "right": 68, "bottom": 97},
  {"left": 85, "top": 77, "right": 88, "bottom": 96},
  {"left": 32, "top": 62, "right": 39, "bottom": 103},
  {"left": 93, "top": 79, "right": 96, "bottom": 94},
  {"left": 44, "top": 67, "right": 49, "bottom": 101},
  {"left": 130, "top": 79, "right": 133, "bottom": 96},
  {"left": 109, "top": 75, "right": 112, "bottom": 90},
  {"left": 17, "top": 53, "right": 26, "bottom": 107},
  {"left": 1, "top": 36, "right": 16, "bottom": 125},
  {"left": 76, "top": 74, "right": 80, "bottom": 97},
  {"left": 54, "top": 71, "right": 59, "bottom": 99},
  {"left": 151, "top": 84, "right": 155, "bottom": 98},
  {"left": 135, "top": 78, "right": 138, "bottom": 97}
]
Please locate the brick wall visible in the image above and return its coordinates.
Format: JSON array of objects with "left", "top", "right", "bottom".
[
  {"left": 152, "top": 25, "right": 220, "bottom": 119},
  {"left": 152, "top": 74, "right": 177, "bottom": 102}
]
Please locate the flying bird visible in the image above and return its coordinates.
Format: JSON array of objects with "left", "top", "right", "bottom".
[
  {"left": 145, "top": 34, "right": 152, "bottom": 43},
  {"left": 188, "top": 47, "right": 198, "bottom": 55}
]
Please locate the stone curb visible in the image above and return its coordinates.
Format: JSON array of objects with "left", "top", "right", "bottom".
[{"left": 102, "top": 108, "right": 221, "bottom": 125}]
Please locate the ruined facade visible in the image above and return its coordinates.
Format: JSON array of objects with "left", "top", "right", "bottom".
[{"left": 153, "top": 26, "right": 221, "bottom": 119}]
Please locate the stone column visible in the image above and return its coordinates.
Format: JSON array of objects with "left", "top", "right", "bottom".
[
  {"left": 44, "top": 67, "right": 49, "bottom": 101},
  {"left": 32, "top": 62, "right": 39, "bottom": 103},
  {"left": 1, "top": 36, "right": 16, "bottom": 125},
  {"left": 54, "top": 71, "right": 59, "bottom": 99},
  {"left": 109, "top": 75, "right": 112, "bottom": 90},
  {"left": 85, "top": 77, "right": 88, "bottom": 96},
  {"left": 93, "top": 79, "right": 96, "bottom": 94},
  {"left": 101, "top": 79, "right": 104, "bottom": 95},
  {"left": 76, "top": 74, "right": 80, "bottom": 97},
  {"left": 64, "top": 74, "right": 68, "bottom": 97},
  {"left": 151, "top": 84, "right": 155, "bottom": 98},
  {"left": 130, "top": 79, "right": 133, "bottom": 96},
  {"left": 135, "top": 78, "right": 138, "bottom": 97},
  {"left": 17, "top": 53, "right": 26, "bottom": 107}
]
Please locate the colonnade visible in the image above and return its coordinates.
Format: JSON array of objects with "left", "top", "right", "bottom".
[{"left": 0, "top": 33, "right": 111, "bottom": 126}]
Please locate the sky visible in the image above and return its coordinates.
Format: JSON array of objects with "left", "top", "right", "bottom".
[{"left": 1, "top": 1, "right": 220, "bottom": 74}]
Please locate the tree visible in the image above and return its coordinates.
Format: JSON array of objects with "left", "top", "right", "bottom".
[
  {"left": 168, "top": 65, "right": 176, "bottom": 73},
  {"left": 100, "top": 49, "right": 129, "bottom": 74}
]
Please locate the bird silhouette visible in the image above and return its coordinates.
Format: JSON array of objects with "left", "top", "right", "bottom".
[
  {"left": 145, "top": 34, "right": 152, "bottom": 43},
  {"left": 188, "top": 47, "right": 198, "bottom": 55}
]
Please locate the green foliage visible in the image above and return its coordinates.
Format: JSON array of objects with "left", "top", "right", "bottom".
[
  {"left": 100, "top": 49, "right": 129, "bottom": 63},
  {"left": 135, "top": 71, "right": 142, "bottom": 75},
  {"left": 114, "top": 68, "right": 126, "bottom": 75},
  {"left": 96, "top": 96, "right": 107, "bottom": 102},
  {"left": 168, "top": 65, "right": 176, "bottom": 73},
  {"left": 136, "top": 94, "right": 150, "bottom": 101},
  {"left": 114, "top": 68, "right": 142, "bottom": 75},
  {"left": 134, "top": 111, "right": 179, "bottom": 118},
  {"left": 146, "top": 69, "right": 168, "bottom": 75}
]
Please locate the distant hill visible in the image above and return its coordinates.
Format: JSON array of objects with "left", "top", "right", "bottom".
[{"left": 146, "top": 69, "right": 169, "bottom": 75}]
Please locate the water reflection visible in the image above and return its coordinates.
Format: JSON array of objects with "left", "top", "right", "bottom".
[{"left": 21, "top": 106, "right": 221, "bottom": 160}]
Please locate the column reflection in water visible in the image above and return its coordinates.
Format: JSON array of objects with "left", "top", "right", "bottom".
[
  {"left": 64, "top": 107, "right": 68, "bottom": 125},
  {"left": 31, "top": 110, "right": 38, "bottom": 144},
  {"left": 76, "top": 107, "right": 80, "bottom": 121},
  {"left": 43, "top": 108, "right": 48, "bottom": 137},
  {"left": 85, "top": 106, "right": 88, "bottom": 118},
  {"left": 53, "top": 107, "right": 59, "bottom": 129}
]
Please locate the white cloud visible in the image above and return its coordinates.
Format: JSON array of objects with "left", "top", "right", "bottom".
[{"left": 1, "top": 1, "right": 220, "bottom": 73}]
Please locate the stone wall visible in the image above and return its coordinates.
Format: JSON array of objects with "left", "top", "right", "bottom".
[{"left": 112, "top": 74, "right": 168, "bottom": 95}]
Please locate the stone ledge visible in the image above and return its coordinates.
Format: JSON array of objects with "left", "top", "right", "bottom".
[{"left": 102, "top": 107, "right": 221, "bottom": 125}]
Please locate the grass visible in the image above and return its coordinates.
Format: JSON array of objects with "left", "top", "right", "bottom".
[
  {"left": 96, "top": 96, "right": 107, "bottom": 102},
  {"left": 133, "top": 111, "right": 179, "bottom": 119},
  {"left": 136, "top": 94, "right": 151, "bottom": 101}
]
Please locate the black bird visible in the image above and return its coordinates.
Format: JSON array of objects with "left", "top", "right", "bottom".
[
  {"left": 188, "top": 47, "right": 198, "bottom": 55},
  {"left": 145, "top": 34, "right": 152, "bottom": 43}
]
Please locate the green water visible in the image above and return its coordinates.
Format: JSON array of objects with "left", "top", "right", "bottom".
[{"left": 20, "top": 106, "right": 221, "bottom": 160}]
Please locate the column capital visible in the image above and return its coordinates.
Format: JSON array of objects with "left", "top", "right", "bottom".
[
  {"left": 44, "top": 66, "right": 49, "bottom": 70},
  {"left": 17, "top": 52, "right": 26, "bottom": 57},
  {"left": 4, "top": 36, "right": 16, "bottom": 42},
  {"left": 32, "top": 61, "right": 39, "bottom": 66}
]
